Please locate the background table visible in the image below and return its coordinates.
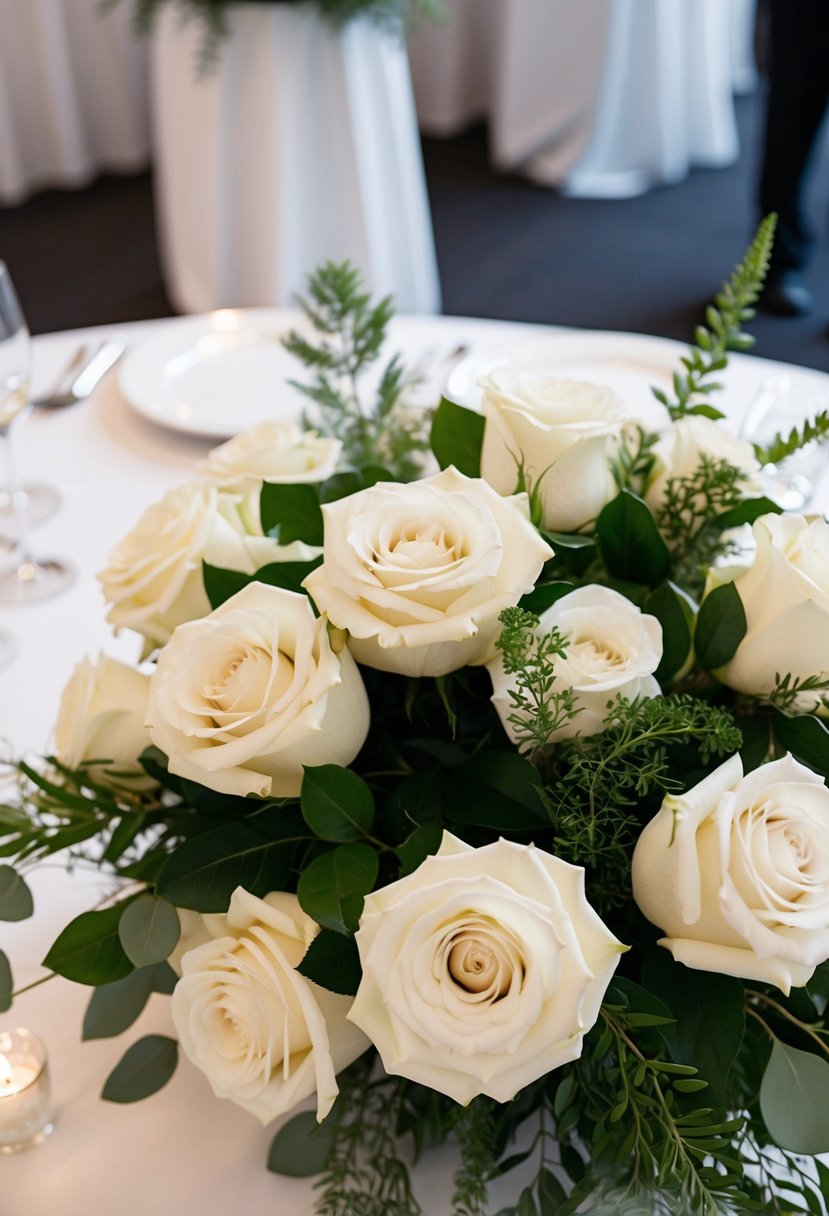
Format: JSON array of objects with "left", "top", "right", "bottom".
[{"left": 3, "top": 310, "right": 826, "bottom": 1215}]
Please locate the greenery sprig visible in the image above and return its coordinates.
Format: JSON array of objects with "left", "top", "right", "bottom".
[
  {"left": 753, "top": 408, "right": 829, "bottom": 467},
  {"left": 656, "top": 455, "right": 749, "bottom": 595},
  {"left": 496, "top": 607, "right": 578, "bottom": 756},
  {"left": 653, "top": 214, "right": 776, "bottom": 422},
  {"left": 283, "top": 261, "right": 431, "bottom": 481}
]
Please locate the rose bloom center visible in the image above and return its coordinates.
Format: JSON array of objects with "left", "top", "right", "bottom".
[
  {"left": 203, "top": 644, "right": 293, "bottom": 720},
  {"left": 567, "top": 634, "right": 627, "bottom": 670},
  {"left": 442, "top": 927, "right": 517, "bottom": 1000},
  {"left": 380, "top": 520, "right": 463, "bottom": 568}
]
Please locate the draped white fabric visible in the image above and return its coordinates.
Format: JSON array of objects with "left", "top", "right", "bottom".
[
  {"left": 150, "top": 5, "right": 441, "bottom": 315},
  {"left": 408, "top": 0, "right": 753, "bottom": 198},
  {"left": 0, "top": 0, "right": 150, "bottom": 205}
]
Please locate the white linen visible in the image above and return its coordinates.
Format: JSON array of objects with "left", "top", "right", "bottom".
[
  {"left": 409, "top": 0, "right": 745, "bottom": 197},
  {"left": 3, "top": 312, "right": 826, "bottom": 1215},
  {"left": 151, "top": 5, "right": 441, "bottom": 315},
  {"left": 0, "top": 0, "right": 150, "bottom": 205}
]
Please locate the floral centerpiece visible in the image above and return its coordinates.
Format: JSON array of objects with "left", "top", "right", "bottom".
[{"left": 5, "top": 224, "right": 829, "bottom": 1214}]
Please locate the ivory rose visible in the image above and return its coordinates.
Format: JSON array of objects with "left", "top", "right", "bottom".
[
  {"left": 488, "top": 585, "right": 662, "bottom": 744},
  {"left": 348, "top": 832, "right": 625, "bottom": 1105},
  {"left": 199, "top": 420, "right": 341, "bottom": 493},
  {"left": 99, "top": 482, "right": 318, "bottom": 653},
  {"left": 146, "top": 582, "right": 369, "bottom": 798},
  {"left": 645, "top": 415, "right": 763, "bottom": 512},
  {"left": 479, "top": 371, "right": 626, "bottom": 532},
  {"left": 303, "top": 466, "right": 552, "bottom": 678},
  {"left": 54, "top": 655, "right": 155, "bottom": 788},
  {"left": 171, "top": 887, "right": 368, "bottom": 1123},
  {"left": 706, "top": 513, "right": 829, "bottom": 710},
  {"left": 632, "top": 753, "right": 829, "bottom": 994}
]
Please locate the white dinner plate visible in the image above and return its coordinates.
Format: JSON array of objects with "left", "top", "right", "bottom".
[
  {"left": 118, "top": 309, "right": 308, "bottom": 438},
  {"left": 444, "top": 330, "right": 688, "bottom": 426}
]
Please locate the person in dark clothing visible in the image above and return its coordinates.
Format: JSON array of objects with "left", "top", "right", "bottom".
[{"left": 758, "top": 0, "right": 829, "bottom": 317}]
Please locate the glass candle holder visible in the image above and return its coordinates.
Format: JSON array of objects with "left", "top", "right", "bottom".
[{"left": 0, "top": 1028, "right": 54, "bottom": 1153}]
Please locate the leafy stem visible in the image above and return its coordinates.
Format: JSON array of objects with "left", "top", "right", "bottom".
[{"left": 747, "top": 989, "right": 829, "bottom": 1061}]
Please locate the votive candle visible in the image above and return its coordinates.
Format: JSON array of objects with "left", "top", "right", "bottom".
[{"left": 0, "top": 1028, "right": 54, "bottom": 1153}]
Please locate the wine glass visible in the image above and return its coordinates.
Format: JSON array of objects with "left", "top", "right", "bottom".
[
  {"left": 0, "top": 262, "right": 76, "bottom": 603},
  {"left": 740, "top": 375, "right": 829, "bottom": 512}
]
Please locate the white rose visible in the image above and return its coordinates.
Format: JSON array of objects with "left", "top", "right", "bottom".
[
  {"left": 488, "top": 585, "right": 662, "bottom": 744},
  {"left": 303, "top": 467, "right": 553, "bottom": 678},
  {"left": 706, "top": 513, "right": 829, "bottom": 709},
  {"left": 99, "top": 482, "right": 319, "bottom": 653},
  {"left": 54, "top": 655, "right": 155, "bottom": 789},
  {"left": 171, "top": 887, "right": 368, "bottom": 1123},
  {"left": 632, "top": 753, "right": 829, "bottom": 994},
  {"left": 646, "top": 415, "right": 763, "bottom": 512},
  {"left": 348, "top": 831, "right": 625, "bottom": 1105},
  {"left": 199, "top": 420, "right": 341, "bottom": 493},
  {"left": 146, "top": 582, "right": 369, "bottom": 798},
  {"left": 479, "top": 372, "right": 626, "bottom": 533}
]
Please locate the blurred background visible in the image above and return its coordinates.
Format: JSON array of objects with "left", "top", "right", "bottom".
[{"left": 1, "top": 0, "right": 828, "bottom": 371}]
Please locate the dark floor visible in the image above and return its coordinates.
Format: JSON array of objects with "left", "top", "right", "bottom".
[{"left": 1, "top": 93, "right": 828, "bottom": 372}]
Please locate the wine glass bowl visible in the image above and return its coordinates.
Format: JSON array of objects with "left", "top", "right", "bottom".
[
  {"left": 0, "top": 261, "right": 76, "bottom": 605},
  {"left": 740, "top": 374, "right": 829, "bottom": 512}
]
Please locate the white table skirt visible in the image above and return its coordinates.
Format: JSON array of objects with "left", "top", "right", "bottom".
[
  {"left": 3, "top": 310, "right": 824, "bottom": 1216},
  {"left": 0, "top": 0, "right": 150, "bottom": 205},
  {"left": 408, "top": 0, "right": 750, "bottom": 198},
  {"left": 151, "top": 5, "right": 441, "bottom": 315}
]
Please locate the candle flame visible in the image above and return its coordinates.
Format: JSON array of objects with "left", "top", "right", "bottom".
[{"left": 0, "top": 1053, "right": 12, "bottom": 1087}]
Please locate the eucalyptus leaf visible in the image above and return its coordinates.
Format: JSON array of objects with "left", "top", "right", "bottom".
[
  {"left": 760, "top": 1038, "right": 829, "bottom": 1154},
  {"left": 0, "top": 865, "right": 33, "bottom": 921},
  {"left": 260, "top": 483, "right": 324, "bottom": 546},
  {"left": 83, "top": 962, "right": 177, "bottom": 1040},
  {"left": 297, "top": 843, "right": 378, "bottom": 935},
  {"left": 694, "top": 580, "right": 747, "bottom": 671},
  {"left": 430, "top": 396, "right": 485, "bottom": 478},
  {"left": 716, "top": 495, "right": 782, "bottom": 530},
  {"left": 296, "top": 929, "right": 362, "bottom": 996},
  {"left": 101, "top": 1035, "right": 178, "bottom": 1104},
  {"left": 0, "top": 949, "right": 12, "bottom": 1013},
  {"left": 117, "top": 894, "right": 181, "bottom": 968},
  {"left": 596, "top": 490, "right": 670, "bottom": 586},
  {"left": 806, "top": 961, "right": 829, "bottom": 1017},
  {"left": 43, "top": 901, "right": 136, "bottom": 986},
  {"left": 156, "top": 816, "right": 301, "bottom": 912},
  {"left": 267, "top": 1109, "right": 334, "bottom": 1177},
  {"left": 643, "top": 581, "right": 695, "bottom": 683},
  {"left": 301, "top": 765, "right": 375, "bottom": 842}
]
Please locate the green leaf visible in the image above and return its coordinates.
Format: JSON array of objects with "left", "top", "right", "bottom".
[
  {"left": 296, "top": 929, "right": 362, "bottom": 996},
  {"left": 773, "top": 712, "right": 829, "bottom": 781},
  {"left": 760, "top": 1038, "right": 829, "bottom": 1153},
  {"left": 519, "top": 581, "right": 574, "bottom": 615},
  {"left": 716, "top": 496, "right": 782, "bottom": 530},
  {"left": 43, "top": 901, "right": 135, "bottom": 986},
  {"left": 0, "top": 865, "right": 33, "bottom": 921},
  {"left": 642, "top": 951, "right": 744, "bottom": 1106},
  {"left": 430, "top": 396, "right": 485, "bottom": 478},
  {"left": 542, "top": 530, "right": 596, "bottom": 551},
  {"left": 445, "top": 752, "right": 547, "bottom": 832},
  {"left": 739, "top": 714, "right": 773, "bottom": 774},
  {"left": 83, "top": 962, "right": 177, "bottom": 1040},
  {"left": 267, "top": 1109, "right": 334, "bottom": 1178},
  {"left": 202, "top": 562, "right": 249, "bottom": 610},
  {"left": 260, "top": 483, "right": 324, "bottom": 546},
  {"left": 695, "top": 580, "right": 746, "bottom": 670},
  {"left": 596, "top": 490, "right": 670, "bottom": 586},
  {"left": 297, "top": 843, "right": 378, "bottom": 936},
  {"left": 806, "top": 961, "right": 829, "bottom": 1017},
  {"left": 643, "top": 581, "right": 695, "bottom": 683},
  {"left": 538, "top": 1168, "right": 568, "bottom": 1214},
  {"left": 101, "top": 1035, "right": 178, "bottom": 1103},
  {"left": 203, "top": 557, "right": 324, "bottom": 610},
  {"left": 156, "top": 815, "right": 301, "bottom": 912},
  {"left": 301, "top": 765, "right": 375, "bottom": 842},
  {"left": 118, "top": 894, "right": 181, "bottom": 968},
  {"left": 0, "top": 949, "right": 11, "bottom": 1012}
]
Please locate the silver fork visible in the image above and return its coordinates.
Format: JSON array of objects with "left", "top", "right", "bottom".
[{"left": 33, "top": 339, "right": 125, "bottom": 410}]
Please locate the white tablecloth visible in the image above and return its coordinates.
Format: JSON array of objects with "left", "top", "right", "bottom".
[
  {"left": 2, "top": 310, "right": 824, "bottom": 1216},
  {"left": 0, "top": 0, "right": 150, "bottom": 205},
  {"left": 408, "top": 0, "right": 750, "bottom": 197}
]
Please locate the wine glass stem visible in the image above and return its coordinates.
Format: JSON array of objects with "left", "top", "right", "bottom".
[{"left": 1, "top": 428, "right": 35, "bottom": 575}]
